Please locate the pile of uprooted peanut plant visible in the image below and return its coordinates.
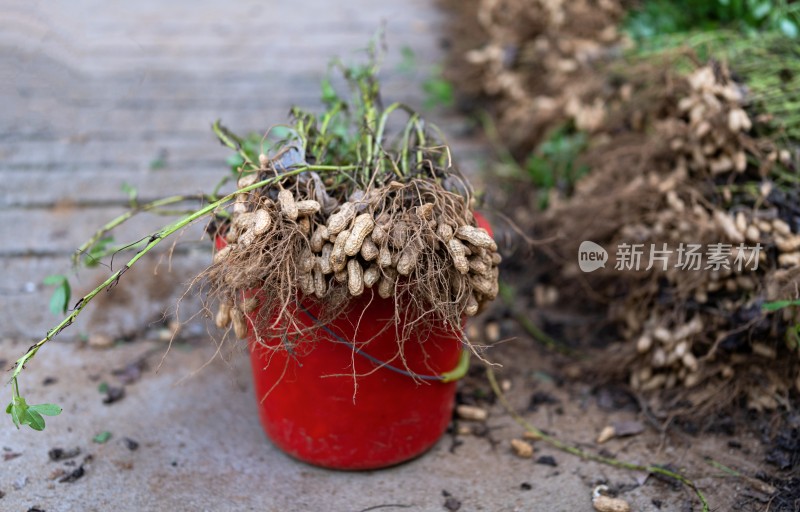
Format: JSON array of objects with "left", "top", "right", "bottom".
[
  {"left": 204, "top": 62, "right": 500, "bottom": 352},
  {"left": 441, "top": 0, "right": 799, "bottom": 416}
]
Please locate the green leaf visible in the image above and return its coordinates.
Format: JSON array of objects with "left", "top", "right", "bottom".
[
  {"left": 49, "top": 286, "right": 66, "bottom": 315},
  {"left": 28, "top": 403, "right": 62, "bottom": 416},
  {"left": 25, "top": 409, "right": 45, "bottom": 431},
  {"left": 121, "top": 182, "right": 138, "bottom": 204},
  {"left": 397, "top": 46, "right": 416, "bottom": 74},
  {"left": 762, "top": 299, "right": 800, "bottom": 312},
  {"left": 93, "top": 431, "right": 112, "bottom": 444},
  {"left": 320, "top": 78, "right": 339, "bottom": 106},
  {"left": 780, "top": 18, "right": 799, "bottom": 38},
  {"left": 9, "top": 404, "right": 21, "bottom": 429},
  {"left": 86, "top": 237, "right": 114, "bottom": 268},
  {"left": 422, "top": 75, "right": 454, "bottom": 110},
  {"left": 42, "top": 274, "right": 65, "bottom": 286},
  {"left": 6, "top": 402, "right": 21, "bottom": 429},
  {"left": 44, "top": 274, "right": 71, "bottom": 315}
]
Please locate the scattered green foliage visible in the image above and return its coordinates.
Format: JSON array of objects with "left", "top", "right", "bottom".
[
  {"left": 149, "top": 151, "right": 168, "bottom": 170},
  {"left": 6, "top": 378, "right": 61, "bottom": 431},
  {"left": 6, "top": 398, "right": 62, "bottom": 431},
  {"left": 762, "top": 299, "right": 800, "bottom": 352},
  {"left": 43, "top": 274, "right": 71, "bottom": 316},
  {"left": 422, "top": 67, "right": 455, "bottom": 110},
  {"left": 121, "top": 182, "right": 138, "bottom": 207},
  {"left": 396, "top": 46, "right": 454, "bottom": 110},
  {"left": 625, "top": 0, "right": 800, "bottom": 41},
  {"left": 525, "top": 125, "right": 589, "bottom": 209},
  {"left": 762, "top": 298, "right": 800, "bottom": 312},
  {"left": 93, "top": 431, "right": 112, "bottom": 444},
  {"left": 397, "top": 45, "right": 416, "bottom": 74}
]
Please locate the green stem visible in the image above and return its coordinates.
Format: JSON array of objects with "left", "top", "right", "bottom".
[
  {"left": 72, "top": 194, "right": 208, "bottom": 267},
  {"left": 400, "top": 114, "right": 420, "bottom": 177},
  {"left": 11, "top": 164, "right": 350, "bottom": 384},
  {"left": 485, "top": 368, "right": 710, "bottom": 512}
]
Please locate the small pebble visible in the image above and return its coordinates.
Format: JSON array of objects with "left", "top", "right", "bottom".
[
  {"left": 510, "top": 439, "right": 534, "bottom": 459},
  {"left": 593, "top": 495, "right": 631, "bottom": 512},
  {"left": 593, "top": 486, "right": 631, "bottom": 512},
  {"left": 88, "top": 333, "right": 113, "bottom": 349},
  {"left": 485, "top": 322, "right": 501, "bottom": 343},
  {"left": 596, "top": 425, "right": 616, "bottom": 444},
  {"left": 456, "top": 405, "right": 487, "bottom": 421},
  {"left": 522, "top": 430, "right": 543, "bottom": 441}
]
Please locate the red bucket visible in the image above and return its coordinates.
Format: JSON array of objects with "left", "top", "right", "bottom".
[{"left": 247, "top": 293, "right": 464, "bottom": 470}]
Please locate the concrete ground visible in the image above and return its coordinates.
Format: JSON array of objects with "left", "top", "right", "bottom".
[{"left": 0, "top": 1, "right": 773, "bottom": 511}]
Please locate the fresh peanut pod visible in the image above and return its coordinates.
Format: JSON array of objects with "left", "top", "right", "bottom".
[
  {"left": 298, "top": 216, "right": 311, "bottom": 236},
  {"left": 491, "top": 252, "right": 502, "bottom": 265},
  {"left": 360, "top": 237, "right": 379, "bottom": 261},
  {"left": 347, "top": 259, "right": 364, "bottom": 296},
  {"left": 253, "top": 209, "right": 271, "bottom": 235},
  {"left": 378, "top": 243, "right": 393, "bottom": 268},
  {"left": 313, "top": 267, "right": 327, "bottom": 298},
  {"left": 242, "top": 296, "right": 259, "bottom": 313},
  {"left": 345, "top": 214, "right": 375, "bottom": 256},
  {"left": 299, "top": 248, "right": 316, "bottom": 273},
  {"left": 310, "top": 226, "right": 326, "bottom": 252},
  {"left": 233, "top": 211, "right": 255, "bottom": 231},
  {"left": 327, "top": 202, "right": 356, "bottom": 235},
  {"left": 456, "top": 225, "right": 497, "bottom": 251},
  {"left": 436, "top": 223, "right": 454, "bottom": 242},
  {"left": 363, "top": 264, "right": 380, "bottom": 288},
  {"left": 371, "top": 223, "right": 388, "bottom": 244},
  {"left": 238, "top": 230, "right": 256, "bottom": 247},
  {"left": 330, "top": 229, "right": 350, "bottom": 272},
  {"left": 378, "top": 269, "right": 397, "bottom": 299},
  {"left": 213, "top": 245, "right": 232, "bottom": 265},
  {"left": 295, "top": 200, "right": 321, "bottom": 216},
  {"left": 468, "top": 256, "right": 488, "bottom": 275},
  {"left": 299, "top": 272, "right": 315, "bottom": 296},
  {"left": 231, "top": 307, "right": 248, "bottom": 339},
  {"left": 233, "top": 193, "right": 248, "bottom": 214},
  {"left": 464, "top": 294, "right": 479, "bottom": 317},
  {"left": 390, "top": 222, "right": 409, "bottom": 248},
  {"left": 448, "top": 239, "right": 470, "bottom": 274},
  {"left": 237, "top": 173, "right": 258, "bottom": 189},
  {"left": 417, "top": 203, "right": 434, "bottom": 220},
  {"left": 471, "top": 273, "right": 498, "bottom": 299},
  {"left": 397, "top": 245, "right": 419, "bottom": 276},
  {"left": 215, "top": 302, "right": 232, "bottom": 328},
  {"left": 334, "top": 269, "right": 348, "bottom": 283},
  {"left": 278, "top": 189, "right": 298, "bottom": 221},
  {"left": 319, "top": 244, "right": 333, "bottom": 274}
]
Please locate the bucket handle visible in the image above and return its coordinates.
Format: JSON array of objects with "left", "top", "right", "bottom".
[{"left": 297, "top": 303, "right": 470, "bottom": 383}]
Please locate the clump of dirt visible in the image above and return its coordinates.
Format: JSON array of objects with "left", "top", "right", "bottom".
[{"left": 200, "top": 64, "right": 501, "bottom": 367}]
